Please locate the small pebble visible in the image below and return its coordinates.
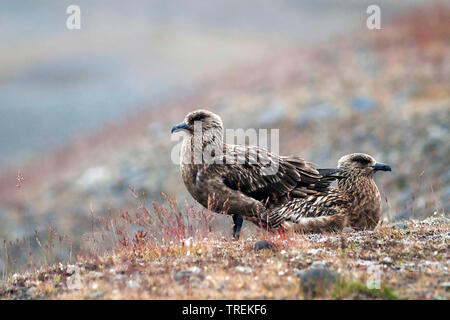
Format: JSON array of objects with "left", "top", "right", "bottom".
[
  {"left": 383, "top": 257, "right": 393, "bottom": 264},
  {"left": 297, "top": 268, "right": 339, "bottom": 298},
  {"left": 236, "top": 266, "right": 253, "bottom": 274},
  {"left": 311, "top": 261, "right": 329, "bottom": 269},
  {"left": 393, "top": 223, "right": 408, "bottom": 230},
  {"left": 174, "top": 267, "right": 205, "bottom": 282},
  {"left": 439, "top": 282, "right": 450, "bottom": 292},
  {"left": 253, "top": 240, "right": 276, "bottom": 251},
  {"left": 88, "top": 291, "right": 104, "bottom": 299}
]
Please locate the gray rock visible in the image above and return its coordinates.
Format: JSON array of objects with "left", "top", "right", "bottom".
[
  {"left": 12, "top": 274, "right": 26, "bottom": 287},
  {"left": 351, "top": 96, "right": 376, "bottom": 113},
  {"left": 297, "top": 267, "right": 339, "bottom": 298},
  {"left": 253, "top": 240, "right": 276, "bottom": 251},
  {"left": 296, "top": 102, "right": 338, "bottom": 128},
  {"left": 87, "top": 271, "right": 104, "bottom": 279},
  {"left": 257, "top": 103, "right": 286, "bottom": 126},
  {"left": 393, "top": 223, "right": 408, "bottom": 230}
]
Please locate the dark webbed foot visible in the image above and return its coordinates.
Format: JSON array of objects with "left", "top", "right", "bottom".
[{"left": 232, "top": 215, "right": 244, "bottom": 240}]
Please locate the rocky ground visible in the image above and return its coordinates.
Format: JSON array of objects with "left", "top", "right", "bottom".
[{"left": 1, "top": 214, "right": 448, "bottom": 300}]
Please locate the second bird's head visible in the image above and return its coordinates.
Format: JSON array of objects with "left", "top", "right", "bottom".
[
  {"left": 337, "top": 153, "right": 391, "bottom": 177},
  {"left": 171, "top": 110, "right": 223, "bottom": 136}
]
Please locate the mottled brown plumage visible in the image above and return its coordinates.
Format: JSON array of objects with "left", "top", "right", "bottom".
[
  {"left": 171, "top": 110, "right": 339, "bottom": 235},
  {"left": 277, "top": 153, "right": 391, "bottom": 233}
]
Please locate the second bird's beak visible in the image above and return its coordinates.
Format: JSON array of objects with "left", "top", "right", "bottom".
[
  {"left": 171, "top": 122, "right": 189, "bottom": 134},
  {"left": 372, "top": 162, "right": 392, "bottom": 172}
]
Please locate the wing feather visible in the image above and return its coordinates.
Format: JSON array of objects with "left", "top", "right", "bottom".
[{"left": 198, "top": 144, "right": 338, "bottom": 207}]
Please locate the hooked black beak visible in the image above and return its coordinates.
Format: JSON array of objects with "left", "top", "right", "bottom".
[
  {"left": 171, "top": 122, "right": 189, "bottom": 134},
  {"left": 372, "top": 162, "right": 392, "bottom": 172}
]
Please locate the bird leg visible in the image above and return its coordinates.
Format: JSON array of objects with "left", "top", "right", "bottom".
[{"left": 232, "top": 215, "right": 244, "bottom": 240}]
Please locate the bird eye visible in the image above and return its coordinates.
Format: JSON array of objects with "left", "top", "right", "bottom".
[
  {"left": 352, "top": 157, "right": 371, "bottom": 165},
  {"left": 190, "top": 114, "right": 206, "bottom": 123},
  {"left": 360, "top": 160, "right": 370, "bottom": 165}
]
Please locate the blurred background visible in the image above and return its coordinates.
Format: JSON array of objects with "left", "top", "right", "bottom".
[{"left": 0, "top": 1, "right": 448, "bottom": 272}]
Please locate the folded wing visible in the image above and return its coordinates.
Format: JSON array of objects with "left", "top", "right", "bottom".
[{"left": 199, "top": 144, "right": 340, "bottom": 207}]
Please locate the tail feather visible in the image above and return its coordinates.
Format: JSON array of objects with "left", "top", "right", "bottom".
[
  {"left": 318, "top": 168, "right": 343, "bottom": 177},
  {"left": 318, "top": 168, "right": 345, "bottom": 182},
  {"left": 282, "top": 214, "right": 347, "bottom": 233}
]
